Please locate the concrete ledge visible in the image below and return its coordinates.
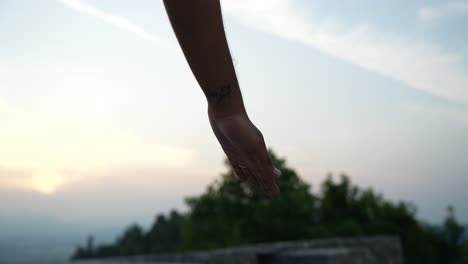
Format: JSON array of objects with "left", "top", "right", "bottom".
[{"left": 79, "top": 236, "right": 402, "bottom": 264}]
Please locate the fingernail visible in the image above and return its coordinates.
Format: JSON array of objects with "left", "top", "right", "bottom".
[{"left": 273, "top": 167, "right": 282, "bottom": 177}]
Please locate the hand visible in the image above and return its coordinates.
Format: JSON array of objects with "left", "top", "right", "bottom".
[{"left": 208, "top": 113, "right": 281, "bottom": 195}]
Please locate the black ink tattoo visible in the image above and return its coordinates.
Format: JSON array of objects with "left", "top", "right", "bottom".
[{"left": 206, "top": 84, "right": 232, "bottom": 104}]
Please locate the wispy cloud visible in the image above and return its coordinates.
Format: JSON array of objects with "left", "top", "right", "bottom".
[
  {"left": 223, "top": 0, "right": 468, "bottom": 104},
  {"left": 419, "top": 1, "right": 468, "bottom": 20},
  {"left": 57, "top": 0, "right": 169, "bottom": 46}
]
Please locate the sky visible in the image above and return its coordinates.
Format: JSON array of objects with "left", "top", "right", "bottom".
[{"left": 1, "top": 0, "right": 468, "bottom": 260}]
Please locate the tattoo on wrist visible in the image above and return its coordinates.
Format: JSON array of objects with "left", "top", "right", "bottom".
[{"left": 207, "top": 84, "right": 232, "bottom": 104}]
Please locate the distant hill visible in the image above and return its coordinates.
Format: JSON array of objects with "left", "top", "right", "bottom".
[{"left": 0, "top": 216, "right": 120, "bottom": 262}]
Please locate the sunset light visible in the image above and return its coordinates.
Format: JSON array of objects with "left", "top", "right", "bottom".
[{"left": 32, "top": 167, "right": 65, "bottom": 194}]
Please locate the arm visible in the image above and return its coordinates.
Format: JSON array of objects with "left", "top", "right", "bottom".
[
  {"left": 163, "top": 0, "right": 243, "bottom": 117},
  {"left": 163, "top": 0, "right": 281, "bottom": 195}
]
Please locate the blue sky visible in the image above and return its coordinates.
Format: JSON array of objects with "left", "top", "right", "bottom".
[{"left": 1, "top": 0, "right": 468, "bottom": 259}]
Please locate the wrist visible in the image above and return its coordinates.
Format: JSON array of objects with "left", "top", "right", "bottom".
[
  {"left": 208, "top": 104, "right": 247, "bottom": 119},
  {"left": 203, "top": 81, "right": 247, "bottom": 118}
]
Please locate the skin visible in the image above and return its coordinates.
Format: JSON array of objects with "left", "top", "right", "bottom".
[{"left": 163, "top": 0, "right": 281, "bottom": 195}]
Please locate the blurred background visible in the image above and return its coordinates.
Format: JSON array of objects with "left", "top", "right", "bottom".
[{"left": 1, "top": 0, "right": 467, "bottom": 263}]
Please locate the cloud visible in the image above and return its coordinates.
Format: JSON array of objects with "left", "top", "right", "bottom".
[
  {"left": 56, "top": 0, "right": 169, "bottom": 46},
  {"left": 419, "top": 1, "right": 468, "bottom": 20},
  {"left": 222, "top": 0, "right": 468, "bottom": 104},
  {"left": 0, "top": 101, "right": 194, "bottom": 193}
]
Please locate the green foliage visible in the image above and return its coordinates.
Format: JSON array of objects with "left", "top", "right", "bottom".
[
  {"left": 71, "top": 211, "right": 183, "bottom": 259},
  {"left": 71, "top": 149, "right": 466, "bottom": 264},
  {"left": 428, "top": 206, "right": 465, "bottom": 263},
  {"left": 181, "top": 151, "right": 467, "bottom": 263},
  {"left": 147, "top": 210, "right": 183, "bottom": 253},
  {"left": 181, "top": 150, "right": 317, "bottom": 250},
  {"left": 70, "top": 235, "right": 95, "bottom": 259},
  {"left": 462, "top": 240, "right": 468, "bottom": 259}
]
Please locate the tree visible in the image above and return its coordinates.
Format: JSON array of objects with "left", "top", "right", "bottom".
[
  {"left": 431, "top": 206, "right": 465, "bottom": 263},
  {"left": 71, "top": 149, "right": 467, "bottom": 264},
  {"left": 180, "top": 151, "right": 466, "bottom": 263},
  {"left": 115, "top": 224, "right": 146, "bottom": 255},
  {"left": 181, "top": 150, "right": 317, "bottom": 250},
  {"left": 70, "top": 235, "right": 94, "bottom": 260},
  {"left": 146, "top": 210, "right": 183, "bottom": 253},
  {"left": 316, "top": 174, "right": 440, "bottom": 263}
]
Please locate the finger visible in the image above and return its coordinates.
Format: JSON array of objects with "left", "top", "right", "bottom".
[
  {"left": 255, "top": 165, "right": 281, "bottom": 195},
  {"left": 256, "top": 136, "right": 278, "bottom": 172},
  {"left": 261, "top": 175, "right": 279, "bottom": 196},
  {"left": 232, "top": 165, "right": 248, "bottom": 181},
  {"left": 242, "top": 166, "right": 264, "bottom": 191},
  {"left": 265, "top": 177, "right": 280, "bottom": 195},
  {"left": 250, "top": 166, "right": 273, "bottom": 193},
  {"left": 256, "top": 147, "right": 281, "bottom": 180},
  {"left": 273, "top": 167, "right": 282, "bottom": 178},
  {"left": 226, "top": 157, "right": 248, "bottom": 181}
]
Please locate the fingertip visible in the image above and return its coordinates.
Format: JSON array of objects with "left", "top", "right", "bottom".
[{"left": 273, "top": 167, "right": 282, "bottom": 178}]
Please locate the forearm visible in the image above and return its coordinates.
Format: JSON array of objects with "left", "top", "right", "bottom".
[{"left": 163, "top": 0, "right": 247, "bottom": 118}]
